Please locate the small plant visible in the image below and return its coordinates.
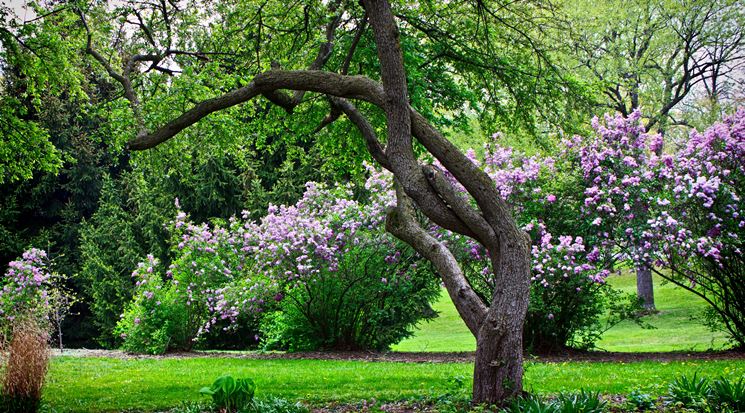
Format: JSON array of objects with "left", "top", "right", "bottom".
[
  {"left": 555, "top": 390, "right": 606, "bottom": 413},
  {"left": 710, "top": 376, "right": 745, "bottom": 412},
  {"left": 504, "top": 394, "right": 557, "bottom": 413},
  {"left": 199, "top": 375, "right": 256, "bottom": 412},
  {"left": 0, "top": 320, "right": 50, "bottom": 413},
  {"left": 243, "top": 396, "right": 309, "bottom": 413},
  {"left": 625, "top": 390, "right": 655, "bottom": 411},
  {"left": 666, "top": 373, "right": 712, "bottom": 408}
]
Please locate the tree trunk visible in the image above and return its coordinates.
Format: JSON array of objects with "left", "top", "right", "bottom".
[
  {"left": 636, "top": 265, "right": 655, "bottom": 311},
  {"left": 473, "top": 240, "right": 530, "bottom": 403}
]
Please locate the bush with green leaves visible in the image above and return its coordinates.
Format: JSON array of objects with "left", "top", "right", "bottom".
[
  {"left": 260, "top": 235, "right": 439, "bottom": 351},
  {"left": 199, "top": 376, "right": 255, "bottom": 413},
  {"left": 666, "top": 374, "right": 745, "bottom": 412}
]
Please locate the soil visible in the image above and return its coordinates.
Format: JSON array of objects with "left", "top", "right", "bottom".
[{"left": 52, "top": 348, "right": 745, "bottom": 363}]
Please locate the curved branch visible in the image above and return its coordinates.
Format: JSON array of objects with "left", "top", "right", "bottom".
[{"left": 329, "top": 97, "right": 390, "bottom": 170}]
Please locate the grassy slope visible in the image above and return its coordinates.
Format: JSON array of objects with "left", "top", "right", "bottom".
[
  {"left": 393, "top": 274, "right": 730, "bottom": 352},
  {"left": 44, "top": 356, "right": 745, "bottom": 412}
]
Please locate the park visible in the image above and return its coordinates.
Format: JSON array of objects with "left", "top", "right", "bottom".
[{"left": 0, "top": 0, "right": 743, "bottom": 412}]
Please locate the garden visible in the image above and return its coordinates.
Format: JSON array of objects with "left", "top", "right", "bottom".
[{"left": 0, "top": 0, "right": 743, "bottom": 412}]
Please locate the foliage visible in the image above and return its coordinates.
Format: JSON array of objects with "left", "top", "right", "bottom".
[
  {"left": 0, "top": 249, "right": 76, "bottom": 346},
  {"left": 666, "top": 373, "right": 712, "bottom": 408},
  {"left": 652, "top": 109, "right": 745, "bottom": 347},
  {"left": 0, "top": 320, "right": 49, "bottom": 413},
  {"left": 554, "top": 390, "right": 607, "bottom": 413},
  {"left": 523, "top": 231, "right": 622, "bottom": 352},
  {"left": 503, "top": 391, "right": 606, "bottom": 413},
  {"left": 418, "top": 140, "right": 642, "bottom": 352},
  {"left": 78, "top": 178, "right": 149, "bottom": 348},
  {"left": 199, "top": 375, "right": 256, "bottom": 413},
  {"left": 710, "top": 376, "right": 745, "bottom": 412},
  {"left": 665, "top": 373, "right": 745, "bottom": 412},
  {"left": 561, "top": 0, "right": 745, "bottom": 133},
  {"left": 625, "top": 390, "right": 655, "bottom": 411},
  {"left": 243, "top": 396, "right": 309, "bottom": 413}
]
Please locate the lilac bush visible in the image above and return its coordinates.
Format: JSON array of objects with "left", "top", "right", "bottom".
[
  {"left": 385, "top": 139, "right": 635, "bottom": 351},
  {"left": 116, "top": 180, "right": 438, "bottom": 354},
  {"left": 652, "top": 109, "right": 745, "bottom": 346},
  {"left": 0, "top": 249, "right": 75, "bottom": 345},
  {"left": 559, "top": 110, "right": 669, "bottom": 272},
  {"left": 0, "top": 249, "right": 52, "bottom": 335}
]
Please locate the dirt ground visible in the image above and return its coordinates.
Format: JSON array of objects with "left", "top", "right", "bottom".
[{"left": 52, "top": 348, "right": 745, "bottom": 363}]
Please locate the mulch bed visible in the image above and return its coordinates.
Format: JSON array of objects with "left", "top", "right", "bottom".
[{"left": 53, "top": 348, "right": 745, "bottom": 363}]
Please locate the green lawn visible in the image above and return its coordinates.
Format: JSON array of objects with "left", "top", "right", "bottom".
[
  {"left": 43, "top": 356, "right": 745, "bottom": 412},
  {"left": 393, "top": 274, "right": 730, "bottom": 352}
]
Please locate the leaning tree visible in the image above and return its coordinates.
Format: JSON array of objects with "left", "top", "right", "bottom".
[{"left": 54, "top": 0, "right": 582, "bottom": 403}]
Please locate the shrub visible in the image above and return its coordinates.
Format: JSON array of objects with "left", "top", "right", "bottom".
[
  {"left": 118, "top": 179, "right": 438, "bottom": 353},
  {"left": 114, "top": 255, "right": 188, "bottom": 354},
  {"left": 261, "top": 236, "right": 439, "bottom": 351},
  {"left": 0, "top": 320, "right": 49, "bottom": 413},
  {"left": 424, "top": 141, "right": 642, "bottom": 352},
  {"left": 0, "top": 249, "right": 76, "bottom": 350},
  {"left": 199, "top": 375, "right": 255, "bottom": 413},
  {"left": 653, "top": 109, "right": 745, "bottom": 347}
]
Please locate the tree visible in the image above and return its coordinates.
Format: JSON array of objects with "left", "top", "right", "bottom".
[{"left": 68, "top": 0, "right": 541, "bottom": 404}]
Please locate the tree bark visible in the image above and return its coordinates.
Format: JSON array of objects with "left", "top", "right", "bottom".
[
  {"left": 636, "top": 265, "right": 655, "bottom": 311},
  {"left": 474, "top": 234, "right": 530, "bottom": 403}
]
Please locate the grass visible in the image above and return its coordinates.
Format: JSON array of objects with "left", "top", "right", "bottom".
[
  {"left": 393, "top": 273, "right": 731, "bottom": 352},
  {"left": 43, "top": 356, "right": 745, "bottom": 412}
]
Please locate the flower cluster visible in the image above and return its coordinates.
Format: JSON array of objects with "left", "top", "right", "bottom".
[
  {"left": 652, "top": 108, "right": 744, "bottom": 269},
  {"left": 531, "top": 232, "right": 609, "bottom": 287},
  {"left": 558, "top": 110, "right": 670, "bottom": 268}
]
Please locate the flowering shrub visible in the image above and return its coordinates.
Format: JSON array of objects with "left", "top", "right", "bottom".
[
  {"left": 427, "top": 140, "right": 642, "bottom": 351},
  {"left": 116, "top": 180, "right": 439, "bottom": 354},
  {"left": 0, "top": 249, "right": 53, "bottom": 335},
  {"left": 0, "top": 248, "right": 75, "bottom": 347},
  {"left": 653, "top": 109, "right": 745, "bottom": 347},
  {"left": 559, "top": 110, "right": 669, "bottom": 272}
]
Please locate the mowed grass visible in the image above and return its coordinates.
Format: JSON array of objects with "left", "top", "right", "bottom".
[
  {"left": 43, "top": 356, "right": 745, "bottom": 412},
  {"left": 393, "top": 273, "right": 730, "bottom": 352}
]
